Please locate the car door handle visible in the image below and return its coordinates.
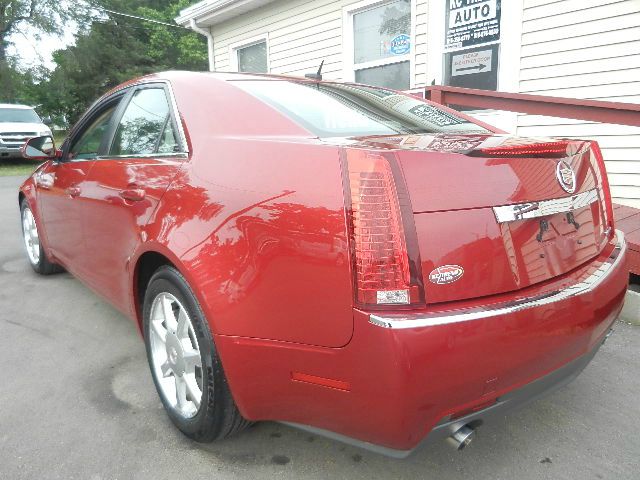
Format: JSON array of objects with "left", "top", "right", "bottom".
[
  {"left": 66, "top": 186, "right": 81, "bottom": 197},
  {"left": 119, "top": 188, "right": 146, "bottom": 202}
]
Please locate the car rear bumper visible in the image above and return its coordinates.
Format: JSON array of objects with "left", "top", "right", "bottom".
[
  {"left": 216, "top": 230, "right": 628, "bottom": 455},
  {"left": 284, "top": 325, "right": 615, "bottom": 457},
  {"left": 422, "top": 325, "right": 613, "bottom": 445}
]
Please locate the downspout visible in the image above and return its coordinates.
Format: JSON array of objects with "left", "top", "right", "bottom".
[{"left": 189, "top": 19, "right": 215, "bottom": 72}]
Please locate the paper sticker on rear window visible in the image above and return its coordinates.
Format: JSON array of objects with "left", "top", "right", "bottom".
[{"left": 409, "top": 105, "right": 464, "bottom": 127}]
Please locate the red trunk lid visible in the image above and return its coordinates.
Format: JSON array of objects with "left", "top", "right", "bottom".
[{"left": 346, "top": 134, "right": 612, "bottom": 304}]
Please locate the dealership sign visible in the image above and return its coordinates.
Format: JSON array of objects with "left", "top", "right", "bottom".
[
  {"left": 451, "top": 49, "right": 493, "bottom": 76},
  {"left": 445, "top": 0, "right": 501, "bottom": 51}
]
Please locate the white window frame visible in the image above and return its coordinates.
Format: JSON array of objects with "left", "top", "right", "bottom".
[
  {"left": 342, "top": 0, "right": 416, "bottom": 88},
  {"left": 229, "top": 33, "right": 270, "bottom": 73}
]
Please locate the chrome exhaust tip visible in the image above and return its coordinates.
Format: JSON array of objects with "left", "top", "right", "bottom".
[{"left": 446, "top": 425, "right": 476, "bottom": 450}]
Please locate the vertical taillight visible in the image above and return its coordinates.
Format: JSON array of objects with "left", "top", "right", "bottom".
[
  {"left": 590, "top": 141, "right": 615, "bottom": 239},
  {"left": 341, "top": 148, "right": 423, "bottom": 307}
]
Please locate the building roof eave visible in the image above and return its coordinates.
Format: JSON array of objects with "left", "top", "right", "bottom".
[{"left": 175, "top": 0, "right": 276, "bottom": 28}]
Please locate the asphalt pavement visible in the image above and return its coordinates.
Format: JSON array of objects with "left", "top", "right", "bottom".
[{"left": 0, "top": 174, "right": 638, "bottom": 480}]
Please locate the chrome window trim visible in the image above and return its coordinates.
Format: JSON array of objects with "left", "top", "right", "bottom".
[
  {"left": 94, "top": 152, "right": 188, "bottom": 160},
  {"left": 369, "top": 230, "right": 626, "bottom": 330},
  {"left": 162, "top": 80, "right": 190, "bottom": 156},
  {"left": 492, "top": 189, "right": 598, "bottom": 224}
]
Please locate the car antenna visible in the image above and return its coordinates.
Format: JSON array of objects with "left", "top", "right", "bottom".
[{"left": 305, "top": 60, "right": 324, "bottom": 81}]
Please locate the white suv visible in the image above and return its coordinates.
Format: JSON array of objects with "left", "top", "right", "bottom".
[{"left": 0, "top": 104, "right": 52, "bottom": 159}]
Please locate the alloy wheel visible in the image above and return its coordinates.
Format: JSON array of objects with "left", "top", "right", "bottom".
[
  {"left": 149, "top": 292, "right": 203, "bottom": 419},
  {"left": 22, "top": 207, "right": 40, "bottom": 265}
]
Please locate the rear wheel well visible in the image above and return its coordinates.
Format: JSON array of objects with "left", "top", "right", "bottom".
[{"left": 135, "top": 252, "right": 174, "bottom": 328}]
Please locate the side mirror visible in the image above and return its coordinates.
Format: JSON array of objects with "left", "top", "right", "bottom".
[
  {"left": 43, "top": 116, "right": 53, "bottom": 126},
  {"left": 22, "top": 136, "right": 57, "bottom": 160}
]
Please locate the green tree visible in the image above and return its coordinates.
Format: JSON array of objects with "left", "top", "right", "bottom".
[
  {"left": 137, "top": 0, "right": 208, "bottom": 68},
  {"left": 0, "top": 58, "right": 42, "bottom": 103},
  {"left": 0, "top": 0, "right": 94, "bottom": 106},
  {"left": 0, "top": 0, "right": 93, "bottom": 64},
  {"left": 32, "top": 0, "right": 207, "bottom": 124}
]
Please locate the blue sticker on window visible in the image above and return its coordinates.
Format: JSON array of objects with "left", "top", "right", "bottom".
[{"left": 390, "top": 34, "right": 411, "bottom": 55}]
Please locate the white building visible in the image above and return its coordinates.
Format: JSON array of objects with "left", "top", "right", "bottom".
[{"left": 176, "top": 0, "right": 640, "bottom": 208}]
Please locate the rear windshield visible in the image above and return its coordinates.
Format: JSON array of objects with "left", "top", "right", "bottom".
[
  {"left": 233, "top": 80, "right": 489, "bottom": 137},
  {"left": 0, "top": 108, "right": 41, "bottom": 123}
]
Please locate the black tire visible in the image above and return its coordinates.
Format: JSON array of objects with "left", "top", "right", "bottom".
[
  {"left": 20, "top": 199, "right": 63, "bottom": 275},
  {"left": 143, "top": 265, "right": 250, "bottom": 442}
]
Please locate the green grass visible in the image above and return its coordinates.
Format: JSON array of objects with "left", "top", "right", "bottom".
[
  {"left": 0, "top": 131, "right": 68, "bottom": 177},
  {"left": 0, "top": 158, "right": 41, "bottom": 177},
  {"left": 53, "top": 130, "right": 67, "bottom": 146}
]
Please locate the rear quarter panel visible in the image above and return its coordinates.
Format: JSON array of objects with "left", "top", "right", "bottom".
[{"left": 141, "top": 138, "right": 354, "bottom": 347}]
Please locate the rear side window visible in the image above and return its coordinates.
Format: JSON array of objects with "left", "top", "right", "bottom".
[
  {"left": 233, "top": 80, "right": 489, "bottom": 137},
  {"left": 110, "top": 88, "right": 178, "bottom": 156}
]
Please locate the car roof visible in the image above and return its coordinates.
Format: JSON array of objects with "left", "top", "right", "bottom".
[
  {"left": 158, "top": 71, "right": 306, "bottom": 82},
  {"left": 111, "top": 70, "right": 324, "bottom": 92},
  {"left": 100, "top": 70, "right": 317, "bottom": 104},
  {"left": 0, "top": 104, "right": 35, "bottom": 109}
]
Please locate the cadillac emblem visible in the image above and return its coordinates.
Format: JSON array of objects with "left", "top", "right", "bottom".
[{"left": 556, "top": 161, "right": 576, "bottom": 193}]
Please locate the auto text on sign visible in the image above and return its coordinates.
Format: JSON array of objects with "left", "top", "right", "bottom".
[
  {"left": 449, "top": 0, "right": 497, "bottom": 28},
  {"left": 445, "top": 0, "right": 501, "bottom": 50}
]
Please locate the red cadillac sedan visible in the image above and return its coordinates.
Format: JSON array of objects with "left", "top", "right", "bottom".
[{"left": 19, "top": 72, "right": 627, "bottom": 456}]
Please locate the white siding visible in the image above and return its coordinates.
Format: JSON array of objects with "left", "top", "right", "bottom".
[
  {"left": 209, "top": 0, "right": 429, "bottom": 87},
  {"left": 518, "top": 0, "right": 640, "bottom": 208},
  {"left": 414, "top": 0, "right": 428, "bottom": 87}
]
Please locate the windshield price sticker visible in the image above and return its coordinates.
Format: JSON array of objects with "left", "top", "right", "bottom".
[{"left": 408, "top": 105, "right": 464, "bottom": 127}]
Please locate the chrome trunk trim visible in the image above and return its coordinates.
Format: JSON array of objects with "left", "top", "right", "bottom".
[
  {"left": 369, "top": 230, "right": 626, "bottom": 329},
  {"left": 492, "top": 189, "right": 598, "bottom": 224}
]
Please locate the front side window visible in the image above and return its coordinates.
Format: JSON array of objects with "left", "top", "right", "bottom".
[
  {"left": 68, "top": 105, "right": 117, "bottom": 161},
  {"left": 352, "top": 0, "right": 411, "bottom": 90},
  {"left": 236, "top": 41, "right": 268, "bottom": 73},
  {"left": 110, "top": 88, "right": 175, "bottom": 156},
  {"left": 234, "top": 80, "right": 489, "bottom": 137}
]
